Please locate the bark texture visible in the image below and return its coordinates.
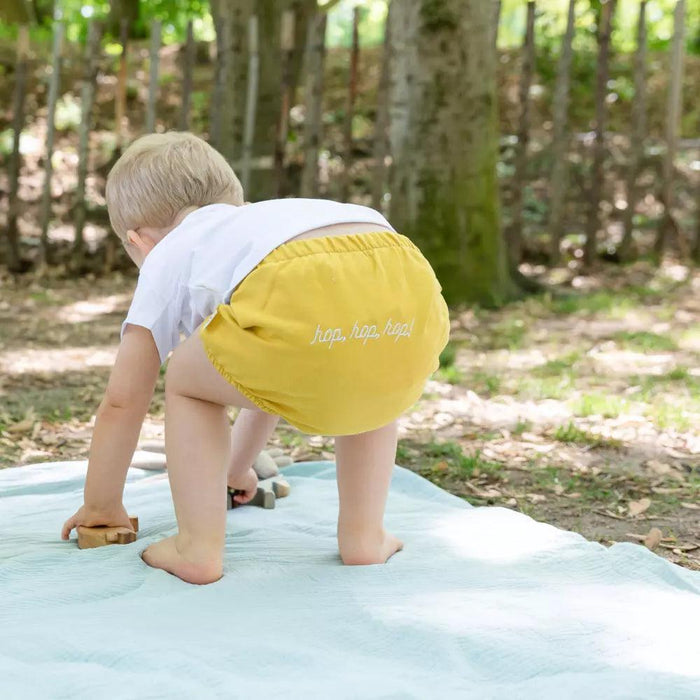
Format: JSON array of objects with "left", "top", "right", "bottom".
[{"left": 388, "top": 0, "right": 512, "bottom": 305}]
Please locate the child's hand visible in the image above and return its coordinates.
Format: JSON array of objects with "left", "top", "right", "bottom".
[
  {"left": 61, "top": 503, "right": 134, "bottom": 541},
  {"left": 228, "top": 467, "right": 258, "bottom": 505}
]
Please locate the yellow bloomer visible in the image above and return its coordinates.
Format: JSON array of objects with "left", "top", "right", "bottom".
[{"left": 200, "top": 230, "right": 450, "bottom": 435}]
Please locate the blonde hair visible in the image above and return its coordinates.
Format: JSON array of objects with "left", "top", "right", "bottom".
[{"left": 105, "top": 132, "right": 244, "bottom": 239}]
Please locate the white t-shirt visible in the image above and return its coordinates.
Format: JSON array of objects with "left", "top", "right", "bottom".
[{"left": 122, "top": 198, "right": 395, "bottom": 363}]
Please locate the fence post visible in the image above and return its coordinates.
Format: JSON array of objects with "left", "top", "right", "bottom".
[
  {"left": 179, "top": 20, "right": 195, "bottom": 131},
  {"left": 115, "top": 18, "right": 129, "bottom": 153},
  {"left": 341, "top": 6, "right": 361, "bottom": 201},
  {"left": 300, "top": 12, "right": 327, "bottom": 198},
  {"left": 146, "top": 19, "right": 162, "bottom": 133},
  {"left": 371, "top": 4, "right": 392, "bottom": 211},
  {"left": 6, "top": 25, "right": 30, "bottom": 272},
  {"left": 73, "top": 20, "right": 102, "bottom": 266},
  {"left": 39, "top": 18, "right": 64, "bottom": 266},
  {"left": 274, "top": 10, "right": 296, "bottom": 197},
  {"left": 241, "top": 15, "right": 259, "bottom": 193},
  {"left": 619, "top": 1, "right": 647, "bottom": 262},
  {"left": 655, "top": 0, "right": 687, "bottom": 259},
  {"left": 583, "top": 0, "right": 616, "bottom": 268},
  {"left": 548, "top": 0, "right": 576, "bottom": 264},
  {"left": 508, "top": 1, "right": 535, "bottom": 273}
]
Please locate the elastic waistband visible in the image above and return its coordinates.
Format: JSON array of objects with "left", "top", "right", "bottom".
[{"left": 261, "top": 230, "right": 418, "bottom": 265}]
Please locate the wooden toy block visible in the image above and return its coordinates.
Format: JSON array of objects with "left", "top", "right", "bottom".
[
  {"left": 227, "top": 477, "right": 290, "bottom": 510},
  {"left": 228, "top": 486, "right": 275, "bottom": 510},
  {"left": 77, "top": 516, "right": 139, "bottom": 550},
  {"left": 271, "top": 478, "right": 290, "bottom": 498}
]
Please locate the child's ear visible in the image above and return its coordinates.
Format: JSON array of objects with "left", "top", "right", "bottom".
[{"left": 126, "top": 229, "right": 148, "bottom": 252}]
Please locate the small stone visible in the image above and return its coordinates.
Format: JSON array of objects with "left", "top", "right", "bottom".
[{"left": 253, "top": 451, "right": 279, "bottom": 479}]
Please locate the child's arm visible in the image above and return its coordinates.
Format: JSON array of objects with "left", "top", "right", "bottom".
[{"left": 61, "top": 325, "right": 161, "bottom": 539}]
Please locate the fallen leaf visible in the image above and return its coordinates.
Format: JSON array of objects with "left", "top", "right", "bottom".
[
  {"left": 643, "top": 527, "right": 663, "bottom": 550},
  {"left": 646, "top": 460, "right": 671, "bottom": 475},
  {"left": 432, "top": 461, "right": 449, "bottom": 473},
  {"left": 527, "top": 493, "right": 547, "bottom": 504},
  {"left": 628, "top": 498, "right": 651, "bottom": 517},
  {"left": 5, "top": 418, "right": 34, "bottom": 434},
  {"left": 681, "top": 502, "right": 700, "bottom": 510}
]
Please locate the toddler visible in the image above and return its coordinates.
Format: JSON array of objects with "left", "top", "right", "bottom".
[{"left": 61, "top": 132, "right": 450, "bottom": 584}]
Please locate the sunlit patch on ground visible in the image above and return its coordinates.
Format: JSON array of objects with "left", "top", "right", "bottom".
[
  {"left": 56, "top": 294, "right": 132, "bottom": 324},
  {"left": 0, "top": 346, "right": 118, "bottom": 375}
]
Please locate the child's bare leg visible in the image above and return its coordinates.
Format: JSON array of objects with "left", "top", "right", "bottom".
[
  {"left": 334, "top": 420, "right": 403, "bottom": 565},
  {"left": 228, "top": 409, "right": 280, "bottom": 486},
  {"left": 141, "top": 332, "right": 262, "bottom": 585}
]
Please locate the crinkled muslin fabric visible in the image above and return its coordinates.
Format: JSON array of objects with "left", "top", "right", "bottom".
[{"left": 1, "top": 459, "right": 699, "bottom": 699}]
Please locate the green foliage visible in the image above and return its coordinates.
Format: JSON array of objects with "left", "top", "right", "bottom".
[
  {"left": 488, "top": 318, "right": 526, "bottom": 349},
  {"left": 54, "top": 93, "right": 82, "bottom": 131},
  {"left": 498, "top": 0, "right": 700, "bottom": 55},
  {"left": 438, "top": 342, "right": 457, "bottom": 368},
  {"left": 553, "top": 421, "right": 622, "bottom": 448},
  {"left": 612, "top": 331, "right": 677, "bottom": 352},
  {"left": 571, "top": 392, "right": 628, "bottom": 418},
  {"left": 424, "top": 441, "right": 502, "bottom": 478},
  {"left": 326, "top": 1, "right": 388, "bottom": 47}
]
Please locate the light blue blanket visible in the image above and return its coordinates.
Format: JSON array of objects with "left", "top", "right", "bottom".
[{"left": 0, "top": 459, "right": 698, "bottom": 699}]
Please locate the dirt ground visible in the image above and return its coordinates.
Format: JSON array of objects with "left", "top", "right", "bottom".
[{"left": 1, "top": 261, "right": 698, "bottom": 569}]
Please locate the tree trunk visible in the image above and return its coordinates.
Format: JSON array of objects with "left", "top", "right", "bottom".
[
  {"left": 39, "top": 19, "right": 63, "bottom": 266},
  {"left": 388, "top": 0, "right": 512, "bottom": 306},
  {"left": 300, "top": 11, "right": 327, "bottom": 198},
  {"left": 507, "top": 1, "right": 536, "bottom": 274},
  {"left": 6, "top": 25, "right": 29, "bottom": 272},
  {"left": 619, "top": 1, "right": 647, "bottom": 262},
  {"left": 73, "top": 20, "right": 102, "bottom": 266},
  {"left": 548, "top": 0, "right": 576, "bottom": 264},
  {"left": 145, "top": 19, "right": 161, "bottom": 133},
  {"left": 371, "top": 4, "right": 392, "bottom": 212},
  {"left": 583, "top": 0, "right": 615, "bottom": 268},
  {"left": 655, "top": 0, "right": 687, "bottom": 260},
  {"left": 341, "top": 7, "right": 361, "bottom": 201}
]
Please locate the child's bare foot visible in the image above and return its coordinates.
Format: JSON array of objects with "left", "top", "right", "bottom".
[
  {"left": 141, "top": 535, "right": 223, "bottom": 585},
  {"left": 338, "top": 530, "right": 404, "bottom": 566}
]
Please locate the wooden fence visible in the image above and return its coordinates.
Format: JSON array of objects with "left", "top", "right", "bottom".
[{"left": 2, "top": 0, "right": 697, "bottom": 273}]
